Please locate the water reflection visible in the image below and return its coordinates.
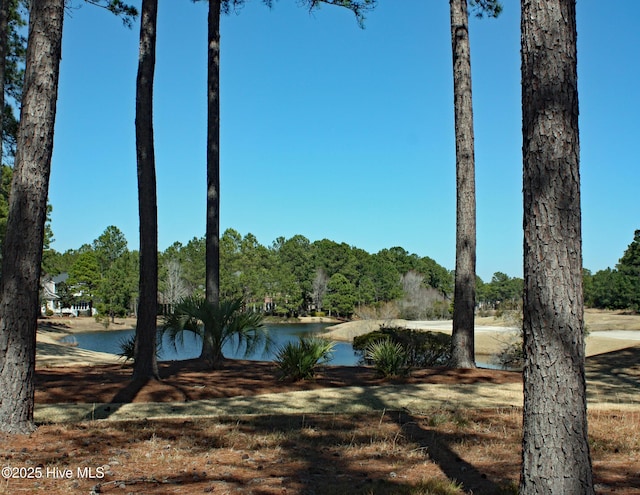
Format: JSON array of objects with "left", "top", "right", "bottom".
[{"left": 63, "top": 323, "right": 361, "bottom": 366}]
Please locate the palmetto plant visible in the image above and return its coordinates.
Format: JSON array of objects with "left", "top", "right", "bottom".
[
  {"left": 365, "top": 339, "right": 408, "bottom": 378},
  {"left": 275, "top": 337, "right": 335, "bottom": 381},
  {"left": 161, "top": 296, "right": 269, "bottom": 369}
]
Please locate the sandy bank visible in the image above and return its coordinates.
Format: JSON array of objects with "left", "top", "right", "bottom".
[{"left": 320, "top": 318, "right": 640, "bottom": 358}]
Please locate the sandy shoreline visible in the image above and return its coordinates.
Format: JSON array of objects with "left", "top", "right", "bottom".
[{"left": 35, "top": 312, "right": 640, "bottom": 368}]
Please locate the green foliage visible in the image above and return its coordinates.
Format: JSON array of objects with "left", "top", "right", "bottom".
[
  {"left": 275, "top": 337, "right": 335, "bottom": 381},
  {"left": 93, "top": 225, "right": 128, "bottom": 272},
  {"left": 584, "top": 230, "right": 640, "bottom": 311},
  {"left": 325, "top": 273, "right": 357, "bottom": 317},
  {"left": 165, "top": 230, "right": 453, "bottom": 317},
  {"left": 161, "top": 296, "right": 268, "bottom": 368},
  {"left": 365, "top": 339, "right": 408, "bottom": 378},
  {"left": 52, "top": 281, "right": 77, "bottom": 310},
  {"left": 117, "top": 333, "right": 161, "bottom": 362},
  {"left": 117, "top": 334, "right": 136, "bottom": 361},
  {"left": 354, "top": 326, "right": 452, "bottom": 368},
  {"left": 35, "top": 225, "right": 455, "bottom": 320},
  {"left": 180, "top": 236, "right": 206, "bottom": 297},
  {"left": 587, "top": 268, "right": 628, "bottom": 310},
  {"left": 68, "top": 250, "right": 100, "bottom": 301},
  {"left": 476, "top": 271, "right": 523, "bottom": 310},
  {"left": 2, "top": 0, "right": 27, "bottom": 161},
  {"left": 469, "top": 0, "right": 503, "bottom": 19},
  {"left": 83, "top": 0, "right": 138, "bottom": 28},
  {"left": 302, "top": 1, "right": 376, "bottom": 29},
  {"left": 617, "top": 229, "right": 640, "bottom": 311},
  {"left": 87, "top": 226, "right": 138, "bottom": 320}
]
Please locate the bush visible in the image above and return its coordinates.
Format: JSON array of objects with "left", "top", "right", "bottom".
[
  {"left": 365, "top": 339, "right": 408, "bottom": 378},
  {"left": 353, "top": 326, "right": 452, "bottom": 368},
  {"left": 118, "top": 333, "right": 162, "bottom": 362},
  {"left": 118, "top": 335, "right": 136, "bottom": 361},
  {"left": 493, "top": 332, "right": 524, "bottom": 370},
  {"left": 275, "top": 337, "right": 335, "bottom": 381}
]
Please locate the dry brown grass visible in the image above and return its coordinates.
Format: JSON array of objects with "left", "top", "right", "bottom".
[
  {"left": 585, "top": 309, "right": 640, "bottom": 331},
  {"left": 1, "top": 409, "right": 638, "bottom": 495}
]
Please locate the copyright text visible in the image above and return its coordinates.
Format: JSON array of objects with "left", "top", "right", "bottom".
[{"left": 2, "top": 465, "right": 106, "bottom": 480}]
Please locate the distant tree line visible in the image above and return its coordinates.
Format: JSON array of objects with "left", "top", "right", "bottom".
[
  {"left": 583, "top": 230, "right": 640, "bottom": 311},
  {"left": 477, "top": 230, "right": 640, "bottom": 313},
  {"left": 42, "top": 226, "right": 454, "bottom": 319},
  {"left": 35, "top": 226, "right": 640, "bottom": 319}
]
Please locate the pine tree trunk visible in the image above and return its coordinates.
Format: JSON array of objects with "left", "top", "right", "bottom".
[
  {"left": 206, "top": 0, "right": 221, "bottom": 309},
  {"left": 200, "top": 331, "right": 215, "bottom": 364},
  {"left": 202, "top": 0, "right": 221, "bottom": 362},
  {"left": 133, "top": 0, "right": 159, "bottom": 381},
  {"left": 0, "top": 0, "right": 64, "bottom": 434},
  {"left": 449, "top": 0, "right": 476, "bottom": 369},
  {"left": 520, "top": 0, "right": 594, "bottom": 493}
]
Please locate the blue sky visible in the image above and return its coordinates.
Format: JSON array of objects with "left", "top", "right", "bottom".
[{"left": 48, "top": 0, "right": 639, "bottom": 282}]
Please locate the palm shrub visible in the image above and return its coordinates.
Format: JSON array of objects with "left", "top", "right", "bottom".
[
  {"left": 353, "top": 326, "right": 452, "bottom": 368},
  {"left": 118, "top": 334, "right": 136, "bottom": 361},
  {"left": 275, "top": 337, "right": 335, "bottom": 381},
  {"left": 117, "top": 333, "right": 162, "bottom": 362},
  {"left": 161, "top": 296, "right": 269, "bottom": 369},
  {"left": 365, "top": 339, "right": 408, "bottom": 378}
]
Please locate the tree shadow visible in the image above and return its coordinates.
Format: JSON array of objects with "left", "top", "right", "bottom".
[
  {"left": 347, "top": 385, "right": 505, "bottom": 494},
  {"left": 585, "top": 345, "right": 640, "bottom": 405}
]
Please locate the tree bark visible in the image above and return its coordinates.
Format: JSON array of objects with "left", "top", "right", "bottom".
[
  {"left": 133, "top": 0, "right": 159, "bottom": 381},
  {"left": 202, "top": 0, "right": 221, "bottom": 361},
  {"left": 206, "top": 0, "right": 221, "bottom": 308},
  {"left": 0, "top": 0, "right": 64, "bottom": 434},
  {"left": 520, "top": 0, "right": 594, "bottom": 493},
  {"left": 449, "top": 0, "right": 476, "bottom": 369}
]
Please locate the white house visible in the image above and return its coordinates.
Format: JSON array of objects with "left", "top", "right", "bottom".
[{"left": 41, "top": 273, "right": 95, "bottom": 316}]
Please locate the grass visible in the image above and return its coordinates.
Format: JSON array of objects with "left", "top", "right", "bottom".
[{"left": 1, "top": 408, "right": 638, "bottom": 495}]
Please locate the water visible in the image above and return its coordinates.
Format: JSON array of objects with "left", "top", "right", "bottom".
[
  {"left": 63, "top": 323, "right": 502, "bottom": 369},
  {"left": 63, "top": 323, "right": 362, "bottom": 366}
]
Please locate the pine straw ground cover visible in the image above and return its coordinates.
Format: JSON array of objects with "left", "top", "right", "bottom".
[
  {"left": 1, "top": 349, "right": 639, "bottom": 495},
  {"left": 1, "top": 409, "right": 638, "bottom": 495}
]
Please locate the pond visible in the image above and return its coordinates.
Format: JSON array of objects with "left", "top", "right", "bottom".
[{"left": 62, "top": 323, "right": 362, "bottom": 366}]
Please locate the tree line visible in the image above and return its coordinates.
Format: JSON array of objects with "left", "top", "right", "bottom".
[
  {"left": 583, "top": 230, "right": 640, "bottom": 311},
  {"left": 39, "top": 225, "right": 640, "bottom": 318},
  {"left": 42, "top": 225, "right": 455, "bottom": 319}
]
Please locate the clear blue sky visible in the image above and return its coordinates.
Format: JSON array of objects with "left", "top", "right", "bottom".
[{"left": 48, "top": 0, "right": 639, "bottom": 282}]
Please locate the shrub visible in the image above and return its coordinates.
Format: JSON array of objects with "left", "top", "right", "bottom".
[
  {"left": 118, "top": 333, "right": 162, "bottom": 362},
  {"left": 353, "top": 326, "right": 452, "bottom": 368},
  {"left": 365, "top": 339, "right": 408, "bottom": 377},
  {"left": 161, "top": 296, "right": 267, "bottom": 369},
  {"left": 494, "top": 333, "right": 525, "bottom": 370},
  {"left": 275, "top": 337, "right": 335, "bottom": 381},
  {"left": 118, "top": 335, "right": 136, "bottom": 361}
]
